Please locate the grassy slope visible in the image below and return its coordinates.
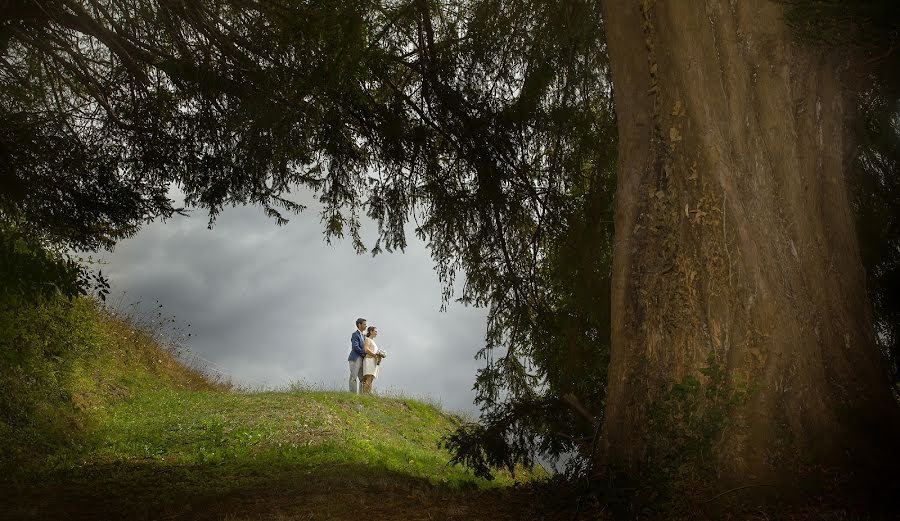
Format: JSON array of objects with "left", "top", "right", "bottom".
[{"left": 2, "top": 301, "right": 573, "bottom": 521}]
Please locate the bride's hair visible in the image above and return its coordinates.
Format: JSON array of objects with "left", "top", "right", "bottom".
[{"left": 366, "top": 326, "right": 377, "bottom": 337}]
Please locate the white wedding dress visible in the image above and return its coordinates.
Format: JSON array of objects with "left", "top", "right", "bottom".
[{"left": 363, "top": 338, "right": 379, "bottom": 378}]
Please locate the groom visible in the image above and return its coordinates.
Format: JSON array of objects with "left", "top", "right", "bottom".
[{"left": 348, "top": 317, "right": 367, "bottom": 393}]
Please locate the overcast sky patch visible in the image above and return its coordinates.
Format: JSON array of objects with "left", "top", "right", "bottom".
[{"left": 94, "top": 195, "right": 489, "bottom": 414}]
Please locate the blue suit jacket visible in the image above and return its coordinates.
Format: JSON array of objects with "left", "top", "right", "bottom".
[{"left": 348, "top": 330, "right": 366, "bottom": 361}]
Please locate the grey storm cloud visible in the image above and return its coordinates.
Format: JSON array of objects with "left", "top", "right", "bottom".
[{"left": 94, "top": 194, "right": 489, "bottom": 414}]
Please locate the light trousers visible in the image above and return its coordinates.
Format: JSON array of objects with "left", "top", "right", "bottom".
[{"left": 348, "top": 358, "right": 364, "bottom": 393}]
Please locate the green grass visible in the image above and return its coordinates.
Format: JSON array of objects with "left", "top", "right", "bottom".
[
  {"left": 81, "top": 388, "right": 529, "bottom": 489},
  {"left": 1, "top": 298, "right": 555, "bottom": 520},
  {"left": 4, "top": 388, "right": 545, "bottom": 520}
]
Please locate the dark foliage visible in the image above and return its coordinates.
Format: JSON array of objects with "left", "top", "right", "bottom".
[
  {"left": 416, "top": 0, "right": 616, "bottom": 476},
  {"left": 853, "top": 93, "right": 900, "bottom": 394},
  {"left": 0, "top": 220, "right": 83, "bottom": 301}
]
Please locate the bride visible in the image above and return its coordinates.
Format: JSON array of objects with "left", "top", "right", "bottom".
[{"left": 362, "top": 326, "right": 381, "bottom": 394}]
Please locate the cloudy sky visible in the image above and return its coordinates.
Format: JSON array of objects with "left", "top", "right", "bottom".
[{"left": 93, "top": 190, "right": 490, "bottom": 415}]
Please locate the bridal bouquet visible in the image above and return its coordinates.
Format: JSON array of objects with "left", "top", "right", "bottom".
[{"left": 375, "top": 350, "right": 387, "bottom": 365}]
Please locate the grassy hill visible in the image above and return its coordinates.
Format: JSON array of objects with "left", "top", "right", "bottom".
[{"left": 1, "top": 298, "right": 570, "bottom": 520}]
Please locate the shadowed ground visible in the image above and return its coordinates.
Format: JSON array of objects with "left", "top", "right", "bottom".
[{"left": 3, "top": 463, "right": 591, "bottom": 520}]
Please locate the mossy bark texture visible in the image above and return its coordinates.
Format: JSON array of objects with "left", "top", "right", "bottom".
[{"left": 598, "top": 0, "right": 899, "bottom": 487}]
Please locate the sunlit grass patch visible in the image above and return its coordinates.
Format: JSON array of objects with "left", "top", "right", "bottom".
[{"left": 83, "top": 388, "right": 536, "bottom": 490}]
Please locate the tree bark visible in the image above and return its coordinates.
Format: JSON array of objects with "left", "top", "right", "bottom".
[{"left": 598, "top": 0, "right": 900, "bottom": 490}]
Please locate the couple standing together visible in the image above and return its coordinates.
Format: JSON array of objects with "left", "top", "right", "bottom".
[{"left": 347, "top": 317, "right": 382, "bottom": 394}]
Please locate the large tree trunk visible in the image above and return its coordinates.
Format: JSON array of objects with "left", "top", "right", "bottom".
[{"left": 598, "top": 0, "right": 899, "bottom": 490}]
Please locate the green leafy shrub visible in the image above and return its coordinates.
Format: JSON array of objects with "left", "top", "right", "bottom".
[
  {"left": 0, "top": 220, "right": 84, "bottom": 302},
  {"left": 646, "top": 356, "right": 748, "bottom": 480}
]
